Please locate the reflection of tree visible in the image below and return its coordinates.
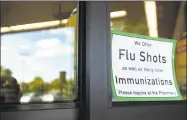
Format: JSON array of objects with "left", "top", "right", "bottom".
[
  {"left": 111, "top": 17, "right": 149, "bottom": 36},
  {"left": 1, "top": 66, "right": 13, "bottom": 78},
  {"left": 51, "top": 78, "right": 60, "bottom": 90},
  {"left": 19, "top": 76, "right": 76, "bottom": 100},
  {"left": 67, "top": 79, "right": 76, "bottom": 98},
  {"left": 21, "top": 82, "right": 29, "bottom": 93},
  {"left": 1, "top": 65, "right": 77, "bottom": 100},
  {"left": 44, "top": 82, "right": 51, "bottom": 92},
  {"left": 1, "top": 66, "right": 4, "bottom": 76},
  {"left": 0, "top": 66, "right": 3, "bottom": 72},
  {"left": 29, "top": 77, "right": 45, "bottom": 93}
]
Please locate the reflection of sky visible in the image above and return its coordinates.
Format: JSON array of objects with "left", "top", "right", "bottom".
[{"left": 1, "top": 27, "right": 75, "bottom": 83}]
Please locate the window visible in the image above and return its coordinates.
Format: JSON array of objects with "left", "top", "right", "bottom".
[
  {"left": 0, "top": 1, "right": 78, "bottom": 104},
  {"left": 110, "top": 1, "right": 186, "bottom": 101}
]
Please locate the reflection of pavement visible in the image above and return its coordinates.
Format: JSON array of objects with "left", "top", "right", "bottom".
[{"left": 20, "top": 93, "right": 42, "bottom": 103}]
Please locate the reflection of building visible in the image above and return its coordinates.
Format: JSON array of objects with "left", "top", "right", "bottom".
[{"left": 0, "top": 76, "right": 21, "bottom": 103}]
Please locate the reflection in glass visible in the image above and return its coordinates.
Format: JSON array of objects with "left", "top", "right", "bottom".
[
  {"left": 110, "top": 2, "right": 149, "bottom": 36},
  {"left": 1, "top": 27, "right": 76, "bottom": 103},
  {"left": 175, "top": 33, "right": 187, "bottom": 100}
]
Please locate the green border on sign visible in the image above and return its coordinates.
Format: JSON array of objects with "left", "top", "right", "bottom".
[{"left": 111, "top": 30, "right": 183, "bottom": 101}]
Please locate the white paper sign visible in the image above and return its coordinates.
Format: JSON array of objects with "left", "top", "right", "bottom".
[{"left": 111, "top": 31, "right": 182, "bottom": 101}]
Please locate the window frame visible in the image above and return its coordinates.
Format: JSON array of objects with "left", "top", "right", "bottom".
[{"left": 0, "top": 1, "right": 86, "bottom": 112}]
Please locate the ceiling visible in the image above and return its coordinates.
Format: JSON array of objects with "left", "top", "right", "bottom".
[
  {"left": 0, "top": 1, "right": 181, "bottom": 38},
  {"left": 110, "top": 1, "right": 181, "bottom": 38},
  {"left": 1, "top": 1, "right": 77, "bottom": 27}
]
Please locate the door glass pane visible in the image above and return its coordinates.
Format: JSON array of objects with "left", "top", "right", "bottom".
[
  {"left": 110, "top": 1, "right": 186, "bottom": 101},
  {"left": 0, "top": 1, "right": 78, "bottom": 104}
]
